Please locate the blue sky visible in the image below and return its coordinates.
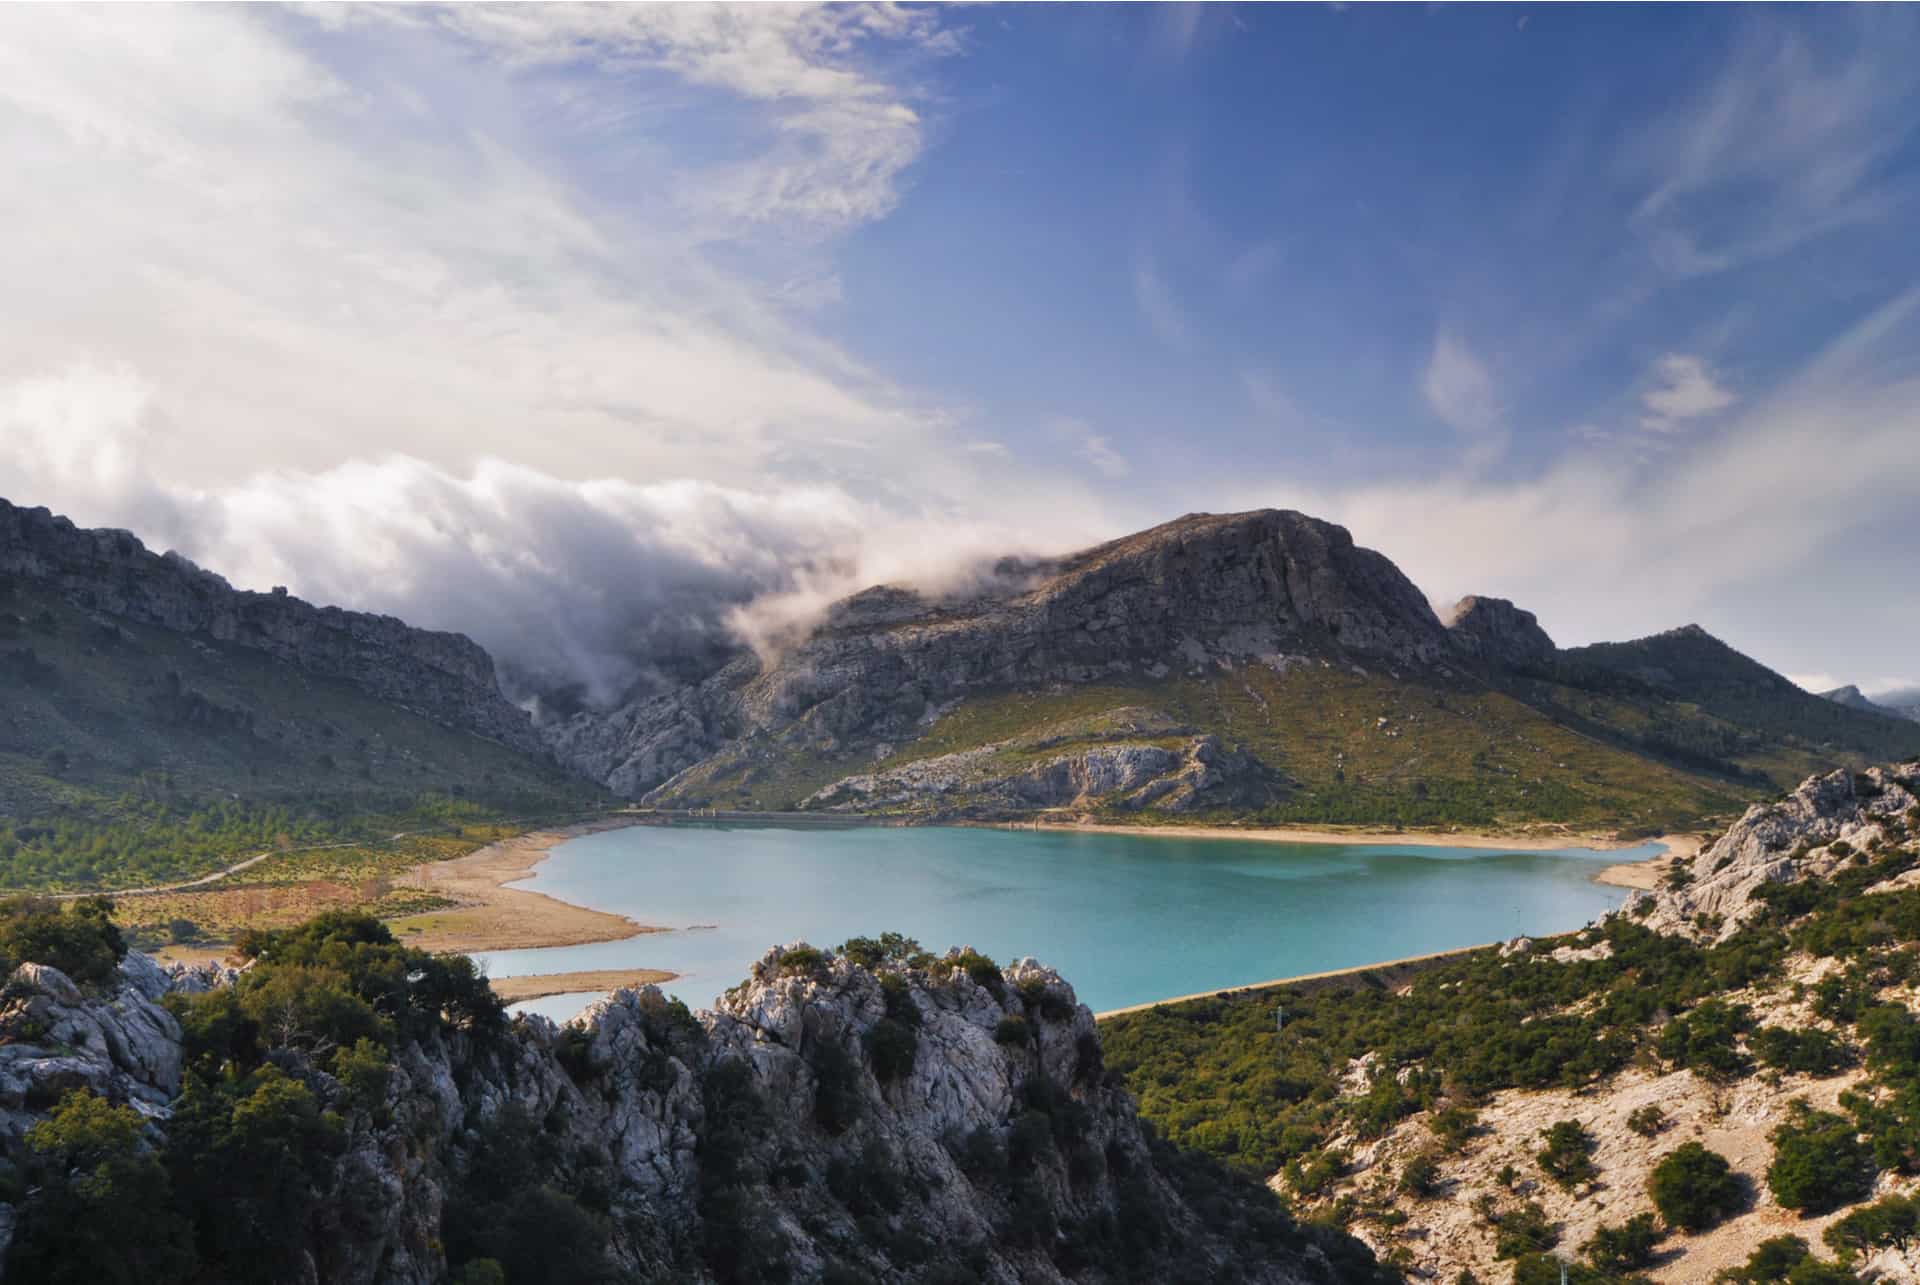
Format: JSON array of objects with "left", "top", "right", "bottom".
[{"left": 3, "top": 4, "right": 1918, "bottom": 699}]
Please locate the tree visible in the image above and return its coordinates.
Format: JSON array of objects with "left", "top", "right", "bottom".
[
  {"left": 1584, "top": 1213, "right": 1662, "bottom": 1273},
  {"left": 1649, "top": 1141, "right": 1744, "bottom": 1231},
  {"left": 1823, "top": 1193, "right": 1920, "bottom": 1259},
  {"left": 6, "top": 1089, "right": 196, "bottom": 1285},
  {"left": 1536, "top": 1119, "right": 1599, "bottom": 1189},
  {"left": 1767, "top": 1102, "right": 1876, "bottom": 1214}
]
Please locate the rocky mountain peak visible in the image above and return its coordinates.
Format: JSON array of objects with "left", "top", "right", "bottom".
[{"left": 1443, "top": 594, "right": 1558, "bottom": 670}]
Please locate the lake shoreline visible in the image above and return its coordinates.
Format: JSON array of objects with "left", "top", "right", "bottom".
[
  {"left": 488, "top": 966, "right": 678, "bottom": 1004},
  {"left": 974, "top": 816, "right": 1702, "bottom": 857},
  {"left": 393, "top": 816, "right": 662, "bottom": 955}
]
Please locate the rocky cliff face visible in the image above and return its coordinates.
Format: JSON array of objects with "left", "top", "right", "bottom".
[
  {"left": 549, "top": 510, "right": 1463, "bottom": 798},
  {"left": 1443, "top": 595, "right": 1557, "bottom": 671},
  {"left": 1631, "top": 760, "right": 1920, "bottom": 941},
  {"left": 0, "top": 498, "right": 542, "bottom": 756},
  {"left": 0, "top": 943, "right": 1385, "bottom": 1285}
]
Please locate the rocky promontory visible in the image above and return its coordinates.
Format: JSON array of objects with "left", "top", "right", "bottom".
[{"left": 0, "top": 936, "right": 1387, "bottom": 1284}]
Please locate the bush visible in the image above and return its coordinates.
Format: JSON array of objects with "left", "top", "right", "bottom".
[
  {"left": 1429, "top": 1104, "right": 1479, "bottom": 1150},
  {"left": 994, "top": 1016, "right": 1031, "bottom": 1046},
  {"left": 811, "top": 1039, "right": 863, "bottom": 1135},
  {"left": 1536, "top": 1119, "right": 1598, "bottom": 1190},
  {"left": 1752, "top": 1025, "right": 1851, "bottom": 1076},
  {"left": 867, "top": 1017, "right": 918, "bottom": 1083},
  {"left": 1767, "top": 1102, "right": 1876, "bottom": 1214},
  {"left": 777, "top": 946, "right": 825, "bottom": 976},
  {"left": 1649, "top": 1141, "right": 1743, "bottom": 1231},
  {"left": 0, "top": 895, "right": 127, "bottom": 984},
  {"left": 1659, "top": 999, "right": 1753, "bottom": 1079},
  {"left": 1491, "top": 1201, "right": 1558, "bottom": 1259},
  {"left": 1715, "top": 1235, "right": 1832, "bottom": 1283},
  {"left": 1583, "top": 1212, "right": 1662, "bottom": 1273},
  {"left": 1823, "top": 1192, "right": 1920, "bottom": 1258},
  {"left": 1398, "top": 1149, "right": 1443, "bottom": 1198},
  {"left": 1626, "top": 1104, "right": 1668, "bottom": 1138},
  {"left": 6, "top": 1089, "right": 196, "bottom": 1284}
]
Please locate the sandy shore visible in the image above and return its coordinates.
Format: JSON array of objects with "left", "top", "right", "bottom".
[
  {"left": 392, "top": 817, "right": 659, "bottom": 955},
  {"left": 1593, "top": 832, "right": 1706, "bottom": 890},
  {"left": 487, "top": 968, "right": 678, "bottom": 1004},
  {"left": 1008, "top": 816, "right": 1696, "bottom": 854}
]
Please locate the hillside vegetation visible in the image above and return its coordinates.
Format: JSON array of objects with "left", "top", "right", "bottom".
[
  {"left": 1102, "top": 761, "right": 1920, "bottom": 1282},
  {"left": 0, "top": 580, "right": 602, "bottom": 892}
]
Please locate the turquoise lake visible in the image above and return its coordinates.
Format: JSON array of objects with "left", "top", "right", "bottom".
[{"left": 481, "top": 824, "right": 1654, "bottom": 1023}]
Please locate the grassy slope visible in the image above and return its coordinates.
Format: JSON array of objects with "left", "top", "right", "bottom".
[
  {"left": 0, "top": 583, "right": 604, "bottom": 891},
  {"left": 659, "top": 660, "right": 1750, "bottom": 835}
]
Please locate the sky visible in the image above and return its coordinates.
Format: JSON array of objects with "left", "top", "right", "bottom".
[{"left": 3, "top": 3, "right": 1918, "bottom": 705}]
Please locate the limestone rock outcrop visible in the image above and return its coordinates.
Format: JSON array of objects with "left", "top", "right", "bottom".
[
  {"left": 0, "top": 942, "right": 1384, "bottom": 1284},
  {"left": 805, "top": 734, "right": 1275, "bottom": 816},
  {"left": 0, "top": 498, "right": 542, "bottom": 755},
  {"left": 1444, "top": 595, "right": 1557, "bottom": 671},
  {"left": 1632, "top": 760, "right": 1920, "bottom": 941}
]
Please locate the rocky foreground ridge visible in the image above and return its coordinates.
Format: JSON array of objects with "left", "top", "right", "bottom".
[
  {"left": 1634, "top": 759, "right": 1920, "bottom": 941},
  {"left": 0, "top": 497, "right": 542, "bottom": 756},
  {"left": 0, "top": 937, "right": 1386, "bottom": 1284},
  {"left": 547, "top": 509, "right": 1534, "bottom": 800}
]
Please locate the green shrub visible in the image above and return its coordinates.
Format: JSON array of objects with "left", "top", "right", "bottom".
[
  {"left": 0, "top": 895, "right": 126, "bottom": 984},
  {"left": 1536, "top": 1119, "right": 1598, "bottom": 1190},
  {"left": 810, "top": 1039, "right": 863, "bottom": 1135},
  {"left": 1582, "top": 1212, "right": 1661, "bottom": 1272},
  {"left": 777, "top": 945, "right": 825, "bottom": 976},
  {"left": 1767, "top": 1102, "right": 1876, "bottom": 1214},
  {"left": 1823, "top": 1192, "right": 1920, "bottom": 1258},
  {"left": 867, "top": 1017, "right": 918, "bottom": 1082},
  {"left": 1398, "top": 1149, "right": 1443, "bottom": 1198},
  {"left": 1659, "top": 998, "right": 1754, "bottom": 1079},
  {"left": 1716, "top": 1235, "right": 1818, "bottom": 1283},
  {"left": 1752, "top": 1025, "right": 1851, "bottom": 1076},
  {"left": 1649, "top": 1141, "right": 1743, "bottom": 1231},
  {"left": 1429, "top": 1104, "right": 1479, "bottom": 1150},
  {"left": 1626, "top": 1104, "right": 1667, "bottom": 1138},
  {"left": 6, "top": 1089, "right": 195, "bottom": 1284},
  {"left": 994, "top": 1016, "right": 1031, "bottom": 1046},
  {"left": 1491, "top": 1201, "right": 1558, "bottom": 1259}
]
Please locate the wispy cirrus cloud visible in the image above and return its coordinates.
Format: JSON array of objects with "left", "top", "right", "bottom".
[
  {"left": 1640, "top": 354, "right": 1737, "bottom": 432},
  {"left": 1420, "top": 327, "right": 1501, "bottom": 436}
]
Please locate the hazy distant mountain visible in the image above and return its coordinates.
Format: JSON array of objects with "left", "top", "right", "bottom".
[{"left": 1823, "top": 683, "right": 1920, "bottom": 724}]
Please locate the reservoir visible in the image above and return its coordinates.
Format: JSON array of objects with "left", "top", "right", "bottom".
[{"left": 480, "top": 823, "right": 1653, "bottom": 1022}]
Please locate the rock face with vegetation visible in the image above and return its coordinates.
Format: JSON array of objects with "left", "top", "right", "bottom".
[
  {"left": 0, "top": 906, "right": 1387, "bottom": 1285},
  {"left": 545, "top": 510, "right": 1462, "bottom": 800},
  {"left": 1100, "top": 760, "right": 1920, "bottom": 1282},
  {"left": 1637, "top": 761, "right": 1920, "bottom": 941},
  {"left": 0, "top": 497, "right": 541, "bottom": 756},
  {"left": 542, "top": 509, "right": 1917, "bottom": 834}
]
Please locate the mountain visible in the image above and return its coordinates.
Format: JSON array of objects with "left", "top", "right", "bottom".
[
  {"left": 549, "top": 509, "right": 1916, "bottom": 835},
  {"left": 0, "top": 916, "right": 1390, "bottom": 1284},
  {"left": 1823, "top": 683, "right": 1920, "bottom": 724},
  {"left": 0, "top": 498, "right": 599, "bottom": 890}
]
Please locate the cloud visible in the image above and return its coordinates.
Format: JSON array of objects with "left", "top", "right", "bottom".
[
  {"left": 0, "top": 6, "right": 1133, "bottom": 705},
  {"left": 1230, "top": 287, "right": 1920, "bottom": 663},
  {"left": 1131, "top": 250, "right": 1192, "bottom": 349},
  {"left": 1420, "top": 327, "right": 1501, "bottom": 435},
  {"left": 1640, "top": 354, "right": 1737, "bottom": 431},
  {"left": 1051, "top": 419, "right": 1130, "bottom": 479},
  {"left": 1623, "top": 12, "right": 1920, "bottom": 277},
  {"left": 1, "top": 363, "right": 1116, "bottom": 708}
]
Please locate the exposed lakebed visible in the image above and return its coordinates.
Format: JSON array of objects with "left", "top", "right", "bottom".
[{"left": 483, "top": 823, "right": 1653, "bottom": 1022}]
